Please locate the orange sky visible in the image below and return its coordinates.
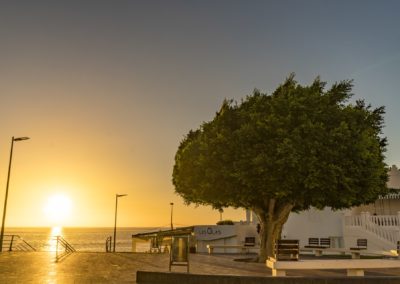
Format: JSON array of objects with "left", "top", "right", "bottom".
[
  {"left": 0, "top": 65, "right": 246, "bottom": 227},
  {"left": 0, "top": 132, "right": 245, "bottom": 227}
]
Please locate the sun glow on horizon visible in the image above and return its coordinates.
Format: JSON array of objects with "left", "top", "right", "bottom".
[
  {"left": 43, "top": 194, "right": 73, "bottom": 225},
  {"left": 51, "top": 226, "right": 63, "bottom": 236}
]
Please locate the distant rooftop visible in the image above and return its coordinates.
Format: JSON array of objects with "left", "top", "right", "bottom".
[
  {"left": 387, "top": 165, "right": 400, "bottom": 189},
  {"left": 132, "top": 226, "right": 194, "bottom": 239},
  {"left": 380, "top": 165, "right": 400, "bottom": 199}
]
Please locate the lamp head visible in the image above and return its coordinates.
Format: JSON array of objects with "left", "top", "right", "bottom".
[
  {"left": 13, "top": 137, "right": 30, "bottom": 141},
  {"left": 117, "top": 194, "right": 127, "bottom": 198}
]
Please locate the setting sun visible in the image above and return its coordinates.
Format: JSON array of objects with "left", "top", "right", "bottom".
[{"left": 43, "top": 194, "right": 73, "bottom": 225}]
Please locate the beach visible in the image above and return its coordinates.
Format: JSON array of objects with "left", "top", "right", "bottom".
[{"left": 1, "top": 252, "right": 400, "bottom": 283}]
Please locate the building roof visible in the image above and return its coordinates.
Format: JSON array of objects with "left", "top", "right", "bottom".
[
  {"left": 380, "top": 166, "right": 400, "bottom": 199},
  {"left": 132, "top": 226, "right": 194, "bottom": 240}
]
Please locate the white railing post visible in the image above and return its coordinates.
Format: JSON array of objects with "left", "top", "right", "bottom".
[
  {"left": 361, "top": 212, "right": 367, "bottom": 229},
  {"left": 397, "top": 211, "right": 400, "bottom": 227}
]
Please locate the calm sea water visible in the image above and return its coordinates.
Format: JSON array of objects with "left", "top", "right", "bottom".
[{"left": 5, "top": 227, "right": 158, "bottom": 252}]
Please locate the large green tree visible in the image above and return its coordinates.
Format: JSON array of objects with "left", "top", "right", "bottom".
[{"left": 172, "top": 75, "right": 391, "bottom": 262}]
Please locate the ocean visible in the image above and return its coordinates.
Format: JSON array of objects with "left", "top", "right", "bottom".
[{"left": 4, "top": 227, "right": 159, "bottom": 252}]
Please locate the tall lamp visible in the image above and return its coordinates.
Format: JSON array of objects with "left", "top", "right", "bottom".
[
  {"left": 170, "top": 202, "right": 174, "bottom": 230},
  {"left": 0, "top": 136, "right": 30, "bottom": 252},
  {"left": 113, "top": 194, "right": 127, "bottom": 252}
]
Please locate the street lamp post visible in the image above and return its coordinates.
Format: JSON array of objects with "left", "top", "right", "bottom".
[
  {"left": 0, "top": 136, "right": 30, "bottom": 252},
  {"left": 219, "top": 208, "right": 223, "bottom": 222},
  {"left": 170, "top": 202, "right": 174, "bottom": 230},
  {"left": 113, "top": 194, "right": 127, "bottom": 252}
]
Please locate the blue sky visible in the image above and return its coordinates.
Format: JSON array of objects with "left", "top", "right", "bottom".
[{"left": 0, "top": 1, "right": 399, "bottom": 226}]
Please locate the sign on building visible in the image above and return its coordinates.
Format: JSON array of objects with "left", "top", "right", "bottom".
[{"left": 194, "top": 225, "right": 236, "bottom": 241}]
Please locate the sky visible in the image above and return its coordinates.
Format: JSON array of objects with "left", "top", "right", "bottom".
[{"left": 1, "top": 0, "right": 399, "bottom": 227}]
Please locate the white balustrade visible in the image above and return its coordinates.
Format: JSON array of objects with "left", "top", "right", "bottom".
[
  {"left": 344, "top": 215, "right": 363, "bottom": 226},
  {"left": 344, "top": 212, "right": 400, "bottom": 245},
  {"left": 369, "top": 215, "right": 399, "bottom": 227}
]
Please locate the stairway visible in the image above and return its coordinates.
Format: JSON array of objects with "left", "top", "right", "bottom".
[
  {"left": 343, "top": 212, "right": 400, "bottom": 251},
  {"left": 1, "top": 235, "right": 36, "bottom": 252},
  {"left": 54, "top": 235, "right": 75, "bottom": 262}
]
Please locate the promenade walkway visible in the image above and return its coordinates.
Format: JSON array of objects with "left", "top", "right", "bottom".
[{"left": 0, "top": 252, "right": 399, "bottom": 283}]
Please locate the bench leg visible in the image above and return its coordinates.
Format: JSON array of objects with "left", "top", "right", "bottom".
[
  {"left": 347, "top": 269, "right": 364, "bottom": 276},
  {"left": 272, "top": 269, "right": 286, "bottom": 277},
  {"left": 314, "top": 250, "right": 322, "bottom": 256},
  {"left": 241, "top": 247, "right": 250, "bottom": 254}
]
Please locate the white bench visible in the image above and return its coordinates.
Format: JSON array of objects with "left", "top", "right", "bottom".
[
  {"left": 206, "top": 244, "right": 258, "bottom": 254},
  {"left": 266, "top": 257, "right": 400, "bottom": 276},
  {"left": 301, "top": 247, "right": 398, "bottom": 259}
]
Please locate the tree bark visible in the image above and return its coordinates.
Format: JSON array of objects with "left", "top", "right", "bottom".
[{"left": 255, "top": 201, "right": 294, "bottom": 263}]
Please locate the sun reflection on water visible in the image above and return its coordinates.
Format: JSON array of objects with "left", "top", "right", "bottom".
[
  {"left": 48, "top": 226, "right": 63, "bottom": 252},
  {"left": 46, "top": 226, "right": 63, "bottom": 282}
]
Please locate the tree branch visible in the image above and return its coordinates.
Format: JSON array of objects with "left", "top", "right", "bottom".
[{"left": 270, "top": 203, "right": 294, "bottom": 226}]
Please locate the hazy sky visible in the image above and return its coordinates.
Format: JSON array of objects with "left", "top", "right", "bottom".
[{"left": 1, "top": 0, "right": 399, "bottom": 227}]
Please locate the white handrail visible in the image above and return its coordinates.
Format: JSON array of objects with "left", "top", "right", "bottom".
[
  {"left": 344, "top": 214, "right": 400, "bottom": 245},
  {"left": 369, "top": 215, "right": 399, "bottom": 226},
  {"left": 364, "top": 220, "right": 399, "bottom": 244}
]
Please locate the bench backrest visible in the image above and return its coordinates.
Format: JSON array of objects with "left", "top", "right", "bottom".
[
  {"left": 320, "top": 238, "right": 331, "bottom": 247},
  {"left": 357, "top": 238, "right": 367, "bottom": 248},
  {"left": 274, "top": 239, "right": 299, "bottom": 261},
  {"left": 308, "top": 238, "right": 319, "bottom": 246},
  {"left": 244, "top": 237, "right": 256, "bottom": 247}
]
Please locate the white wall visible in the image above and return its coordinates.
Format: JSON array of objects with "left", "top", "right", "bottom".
[
  {"left": 234, "top": 223, "right": 259, "bottom": 244},
  {"left": 282, "top": 207, "right": 345, "bottom": 247}
]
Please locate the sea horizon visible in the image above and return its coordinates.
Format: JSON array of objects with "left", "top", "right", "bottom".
[{"left": 4, "top": 227, "right": 157, "bottom": 252}]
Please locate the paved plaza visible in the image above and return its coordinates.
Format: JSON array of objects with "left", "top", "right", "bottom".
[{"left": 0, "top": 252, "right": 400, "bottom": 283}]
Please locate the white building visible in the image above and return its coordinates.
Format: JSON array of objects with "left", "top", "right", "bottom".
[
  {"left": 194, "top": 165, "right": 400, "bottom": 253},
  {"left": 283, "top": 165, "right": 400, "bottom": 251},
  {"left": 194, "top": 222, "right": 259, "bottom": 254}
]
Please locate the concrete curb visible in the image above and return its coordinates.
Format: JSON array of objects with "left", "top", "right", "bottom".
[{"left": 136, "top": 271, "right": 400, "bottom": 284}]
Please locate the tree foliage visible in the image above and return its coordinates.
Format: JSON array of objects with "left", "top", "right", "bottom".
[{"left": 172, "top": 75, "right": 390, "bottom": 261}]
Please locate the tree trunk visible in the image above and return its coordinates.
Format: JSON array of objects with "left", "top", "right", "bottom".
[{"left": 255, "top": 201, "right": 293, "bottom": 263}]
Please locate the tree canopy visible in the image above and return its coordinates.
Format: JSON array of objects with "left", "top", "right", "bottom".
[{"left": 172, "top": 75, "right": 391, "bottom": 261}]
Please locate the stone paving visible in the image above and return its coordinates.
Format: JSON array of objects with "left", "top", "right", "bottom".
[{"left": 0, "top": 252, "right": 400, "bottom": 283}]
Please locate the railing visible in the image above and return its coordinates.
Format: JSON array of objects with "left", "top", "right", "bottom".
[
  {"left": 370, "top": 215, "right": 399, "bottom": 227},
  {"left": 1, "top": 235, "right": 36, "bottom": 252},
  {"left": 363, "top": 219, "right": 400, "bottom": 244},
  {"left": 54, "top": 235, "right": 75, "bottom": 262},
  {"left": 344, "top": 213, "right": 400, "bottom": 245},
  {"left": 105, "top": 236, "right": 112, "bottom": 252},
  {"left": 344, "top": 215, "right": 363, "bottom": 226}
]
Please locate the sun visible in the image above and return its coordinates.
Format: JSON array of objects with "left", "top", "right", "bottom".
[{"left": 43, "top": 194, "right": 73, "bottom": 225}]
